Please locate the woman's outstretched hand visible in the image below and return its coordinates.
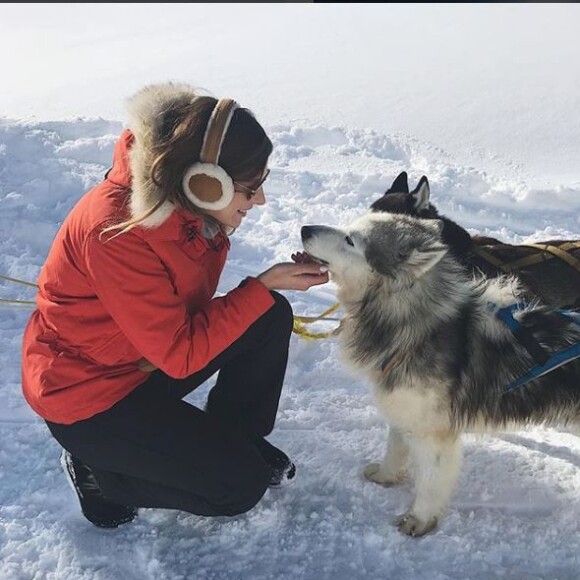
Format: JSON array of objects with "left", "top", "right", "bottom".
[{"left": 257, "top": 260, "right": 329, "bottom": 291}]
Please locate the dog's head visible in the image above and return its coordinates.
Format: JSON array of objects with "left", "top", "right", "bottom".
[
  {"left": 370, "top": 172, "right": 437, "bottom": 218},
  {"left": 370, "top": 172, "right": 473, "bottom": 261},
  {"left": 301, "top": 212, "right": 448, "bottom": 296}
]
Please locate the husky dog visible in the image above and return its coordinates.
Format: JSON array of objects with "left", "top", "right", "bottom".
[{"left": 301, "top": 212, "right": 580, "bottom": 537}]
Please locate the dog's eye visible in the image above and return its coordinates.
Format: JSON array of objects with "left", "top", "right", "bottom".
[
  {"left": 397, "top": 252, "right": 409, "bottom": 260},
  {"left": 345, "top": 236, "right": 355, "bottom": 247}
]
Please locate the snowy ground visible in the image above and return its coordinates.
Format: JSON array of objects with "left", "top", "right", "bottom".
[{"left": 1, "top": 119, "right": 579, "bottom": 580}]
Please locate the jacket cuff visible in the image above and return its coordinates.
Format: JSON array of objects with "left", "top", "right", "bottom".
[{"left": 238, "top": 276, "right": 275, "bottom": 307}]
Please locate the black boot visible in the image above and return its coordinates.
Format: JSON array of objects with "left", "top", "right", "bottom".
[
  {"left": 60, "top": 450, "right": 137, "bottom": 528},
  {"left": 254, "top": 438, "right": 296, "bottom": 488}
]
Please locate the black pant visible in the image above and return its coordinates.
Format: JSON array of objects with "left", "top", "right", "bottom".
[{"left": 46, "top": 291, "right": 293, "bottom": 517}]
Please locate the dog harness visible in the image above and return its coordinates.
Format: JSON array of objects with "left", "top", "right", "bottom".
[
  {"left": 491, "top": 303, "right": 580, "bottom": 393},
  {"left": 473, "top": 241, "right": 580, "bottom": 276}
]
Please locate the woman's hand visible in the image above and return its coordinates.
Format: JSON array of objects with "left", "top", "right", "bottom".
[{"left": 257, "top": 262, "right": 329, "bottom": 291}]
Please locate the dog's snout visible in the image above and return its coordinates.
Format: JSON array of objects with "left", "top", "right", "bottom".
[
  {"left": 301, "top": 225, "right": 330, "bottom": 242},
  {"left": 301, "top": 226, "right": 315, "bottom": 241}
]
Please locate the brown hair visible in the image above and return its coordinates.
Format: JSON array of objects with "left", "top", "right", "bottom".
[{"left": 102, "top": 96, "right": 273, "bottom": 238}]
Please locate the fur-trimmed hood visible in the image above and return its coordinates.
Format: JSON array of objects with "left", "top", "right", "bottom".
[{"left": 124, "top": 82, "right": 203, "bottom": 228}]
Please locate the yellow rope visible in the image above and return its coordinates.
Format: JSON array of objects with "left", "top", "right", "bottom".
[
  {"left": 0, "top": 274, "right": 38, "bottom": 288},
  {"left": 292, "top": 303, "right": 341, "bottom": 340},
  {"left": 0, "top": 298, "right": 36, "bottom": 305},
  {"left": 0, "top": 273, "right": 38, "bottom": 307},
  {"left": 0, "top": 271, "right": 345, "bottom": 338}
]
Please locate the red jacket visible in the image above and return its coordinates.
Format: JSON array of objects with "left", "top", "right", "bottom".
[{"left": 22, "top": 129, "right": 275, "bottom": 424}]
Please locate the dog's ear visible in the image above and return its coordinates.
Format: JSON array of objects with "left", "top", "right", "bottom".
[
  {"left": 410, "top": 176, "right": 430, "bottom": 211},
  {"left": 385, "top": 171, "right": 409, "bottom": 195},
  {"left": 407, "top": 245, "right": 447, "bottom": 278},
  {"left": 369, "top": 171, "right": 411, "bottom": 213}
]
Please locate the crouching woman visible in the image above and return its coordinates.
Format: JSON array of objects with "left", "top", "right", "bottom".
[{"left": 21, "top": 82, "right": 328, "bottom": 528}]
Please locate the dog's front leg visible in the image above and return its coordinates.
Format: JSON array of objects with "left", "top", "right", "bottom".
[
  {"left": 396, "top": 432, "right": 462, "bottom": 537},
  {"left": 364, "top": 426, "right": 409, "bottom": 485}
]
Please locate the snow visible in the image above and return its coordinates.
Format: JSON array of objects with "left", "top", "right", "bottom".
[{"left": 1, "top": 4, "right": 579, "bottom": 580}]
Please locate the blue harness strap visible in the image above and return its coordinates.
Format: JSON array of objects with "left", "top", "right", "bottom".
[
  {"left": 492, "top": 303, "right": 550, "bottom": 365},
  {"left": 491, "top": 302, "right": 580, "bottom": 393},
  {"left": 504, "top": 341, "right": 580, "bottom": 393},
  {"left": 491, "top": 302, "right": 522, "bottom": 332}
]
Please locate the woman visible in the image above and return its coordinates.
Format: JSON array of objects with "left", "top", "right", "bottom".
[{"left": 21, "top": 82, "right": 328, "bottom": 528}]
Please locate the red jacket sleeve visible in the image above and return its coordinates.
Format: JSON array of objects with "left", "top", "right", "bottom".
[{"left": 83, "top": 227, "right": 275, "bottom": 378}]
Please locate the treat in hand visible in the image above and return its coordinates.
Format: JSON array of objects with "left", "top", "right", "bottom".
[{"left": 291, "top": 251, "right": 318, "bottom": 264}]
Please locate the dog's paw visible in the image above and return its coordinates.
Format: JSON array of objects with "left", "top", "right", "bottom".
[
  {"left": 363, "top": 463, "right": 401, "bottom": 486},
  {"left": 395, "top": 512, "right": 438, "bottom": 537}
]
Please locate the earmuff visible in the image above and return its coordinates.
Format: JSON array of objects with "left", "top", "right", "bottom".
[{"left": 182, "top": 98, "right": 239, "bottom": 210}]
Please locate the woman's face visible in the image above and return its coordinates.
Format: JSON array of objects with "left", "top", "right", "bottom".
[{"left": 204, "top": 168, "right": 268, "bottom": 229}]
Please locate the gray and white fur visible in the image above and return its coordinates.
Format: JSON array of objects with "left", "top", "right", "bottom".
[{"left": 301, "top": 212, "right": 580, "bottom": 537}]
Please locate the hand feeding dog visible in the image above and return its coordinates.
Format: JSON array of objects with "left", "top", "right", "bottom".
[{"left": 301, "top": 211, "right": 580, "bottom": 537}]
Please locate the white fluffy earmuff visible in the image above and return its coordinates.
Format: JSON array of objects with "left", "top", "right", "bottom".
[{"left": 182, "top": 98, "right": 239, "bottom": 210}]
